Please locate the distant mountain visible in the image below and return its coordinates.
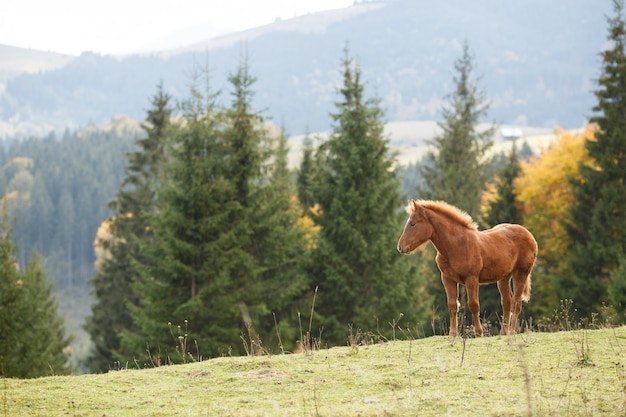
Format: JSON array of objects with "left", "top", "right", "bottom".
[
  {"left": 135, "top": 24, "right": 236, "bottom": 54},
  {"left": 0, "top": 0, "right": 612, "bottom": 140},
  {"left": 0, "top": 44, "right": 74, "bottom": 84},
  {"left": 152, "top": 2, "right": 385, "bottom": 59}
]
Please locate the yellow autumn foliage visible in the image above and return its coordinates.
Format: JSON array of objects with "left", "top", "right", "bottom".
[
  {"left": 93, "top": 213, "right": 131, "bottom": 273},
  {"left": 5, "top": 157, "right": 34, "bottom": 170},
  {"left": 290, "top": 195, "right": 321, "bottom": 250},
  {"left": 93, "top": 218, "right": 114, "bottom": 273},
  {"left": 514, "top": 126, "right": 596, "bottom": 264}
]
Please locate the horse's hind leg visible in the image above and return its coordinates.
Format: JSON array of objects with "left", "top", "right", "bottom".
[
  {"left": 497, "top": 277, "right": 513, "bottom": 335},
  {"left": 510, "top": 269, "right": 532, "bottom": 333}
]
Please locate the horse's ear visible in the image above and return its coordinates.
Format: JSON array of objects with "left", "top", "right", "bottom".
[{"left": 411, "top": 200, "right": 426, "bottom": 218}]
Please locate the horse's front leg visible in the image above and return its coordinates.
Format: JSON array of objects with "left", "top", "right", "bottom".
[
  {"left": 441, "top": 276, "right": 459, "bottom": 337},
  {"left": 465, "top": 276, "right": 483, "bottom": 337}
]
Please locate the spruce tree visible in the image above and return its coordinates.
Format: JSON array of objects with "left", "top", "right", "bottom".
[
  {"left": 218, "top": 58, "right": 278, "bottom": 352},
  {"left": 563, "top": 0, "right": 626, "bottom": 318},
  {"left": 220, "top": 59, "right": 309, "bottom": 352},
  {"left": 483, "top": 143, "right": 522, "bottom": 228},
  {"left": 480, "top": 143, "right": 523, "bottom": 325},
  {"left": 0, "top": 205, "right": 71, "bottom": 378},
  {"left": 415, "top": 42, "right": 494, "bottom": 333},
  {"left": 123, "top": 80, "right": 241, "bottom": 362},
  {"left": 251, "top": 128, "right": 310, "bottom": 350},
  {"left": 418, "top": 41, "right": 493, "bottom": 216},
  {"left": 296, "top": 132, "right": 316, "bottom": 211},
  {"left": 126, "top": 60, "right": 309, "bottom": 359},
  {"left": 85, "top": 85, "right": 172, "bottom": 371},
  {"left": 310, "top": 50, "right": 423, "bottom": 344},
  {"left": 608, "top": 256, "right": 626, "bottom": 322}
]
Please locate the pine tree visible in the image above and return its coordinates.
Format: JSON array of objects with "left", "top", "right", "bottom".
[
  {"left": 563, "top": 0, "right": 626, "bottom": 318},
  {"left": 296, "top": 132, "right": 316, "bottom": 211},
  {"left": 218, "top": 57, "right": 280, "bottom": 352},
  {"left": 418, "top": 41, "right": 493, "bottom": 217},
  {"left": 85, "top": 85, "right": 172, "bottom": 371},
  {"left": 415, "top": 42, "right": 494, "bottom": 333},
  {"left": 0, "top": 211, "right": 29, "bottom": 377},
  {"left": 123, "top": 78, "right": 241, "bottom": 362},
  {"left": 220, "top": 58, "right": 309, "bottom": 352},
  {"left": 251, "top": 128, "right": 310, "bottom": 350},
  {"left": 225, "top": 57, "right": 265, "bottom": 206},
  {"left": 608, "top": 256, "right": 626, "bottom": 322},
  {"left": 126, "top": 60, "right": 309, "bottom": 359},
  {"left": 310, "top": 50, "right": 424, "bottom": 344},
  {"left": 483, "top": 142, "right": 522, "bottom": 228},
  {"left": 0, "top": 204, "right": 71, "bottom": 378},
  {"left": 478, "top": 143, "right": 523, "bottom": 325}
]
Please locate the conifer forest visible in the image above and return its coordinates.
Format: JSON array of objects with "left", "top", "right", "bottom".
[{"left": 1, "top": 2, "right": 626, "bottom": 377}]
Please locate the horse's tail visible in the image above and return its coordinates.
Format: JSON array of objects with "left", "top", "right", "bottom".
[
  {"left": 521, "top": 230, "right": 537, "bottom": 303},
  {"left": 521, "top": 273, "right": 531, "bottom": 302}
]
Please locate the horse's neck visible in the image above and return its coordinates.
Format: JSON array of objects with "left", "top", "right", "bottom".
[{"left": 427, "top": 209, "right": 466, "bottom": 256}]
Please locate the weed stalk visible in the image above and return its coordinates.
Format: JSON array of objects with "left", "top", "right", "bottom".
[
  {"left": 307, "top": 286, "right": 319, "bottom": 353},
  {"left": 273, "top": 312, "right": 284, "bottom": 354}
]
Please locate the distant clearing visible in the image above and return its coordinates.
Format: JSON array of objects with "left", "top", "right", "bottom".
[{"left": 286, "top": 122, "right": 576, "bottom": 168}]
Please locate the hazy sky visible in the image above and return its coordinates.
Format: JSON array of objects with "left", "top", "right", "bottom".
[{"left": 0, "top": 0, "right": 354, "bottom": 56}]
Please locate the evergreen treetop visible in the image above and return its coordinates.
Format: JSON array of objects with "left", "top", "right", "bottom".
[
  {"left": 122, "top": 60, "right": 310, "bottom": 361},
  {"left": 564, "top": 0, "right": 626, "bottom": 317},
  {"left": 418, "top": 41, "right": 493, "bottom": 218},
  {"left": 296, "top": 132, "right": 316, "bottom": 211},
  {"left": 482, "top": 142, "right": 522, "bottom": 228},
  {"left": 85, "top": 85, "right": 173, "bottom": 372},
  {"left": 0, "top": 203, "right": 71, "bottom": 378},
  {"left": 310, "top": 50, "right": 423, "bottom": 344},
  {"left": 413, "top": 41, "right": 494, "bottom": 331}
]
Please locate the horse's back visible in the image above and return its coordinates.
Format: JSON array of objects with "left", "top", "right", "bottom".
[
  {"left": 485, "top": 223, "right": 536, "bottom": 244},
  {"left": 482, "top": 223, "right": 537, "bottom": 271}
]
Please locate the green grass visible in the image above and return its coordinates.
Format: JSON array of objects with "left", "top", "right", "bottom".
[{"left": 3, "top": 326, "right": 625, "bottom": 416}]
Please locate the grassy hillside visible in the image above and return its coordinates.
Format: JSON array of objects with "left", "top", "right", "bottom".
[{"left": 3, "top": 327, "right": 625, "bottom": 416}]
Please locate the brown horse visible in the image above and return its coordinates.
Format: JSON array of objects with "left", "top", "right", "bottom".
[{"left": 397, "top": 199, "right": 537, "bottom": 337}]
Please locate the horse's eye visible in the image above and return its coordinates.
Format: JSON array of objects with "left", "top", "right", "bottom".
[{"left": 410, "top": 222, "right": 416, "bottom": 227}]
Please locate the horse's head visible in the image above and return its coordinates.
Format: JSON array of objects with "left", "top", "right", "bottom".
[{"left": 397, "top": 199, "right": 433, "bottom": 254}]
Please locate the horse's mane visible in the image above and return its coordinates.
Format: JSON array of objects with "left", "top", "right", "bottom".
[{"left": 408, "top": 200, "right": 478, "bottom": 230}]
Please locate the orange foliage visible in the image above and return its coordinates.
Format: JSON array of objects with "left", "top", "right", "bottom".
[{"left": 514, "top": 126, "right": 595, "bottom": 264}]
